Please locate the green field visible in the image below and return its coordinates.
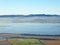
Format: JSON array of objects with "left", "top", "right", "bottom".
[{"left": 8, "top": 39, "right": 44, "bottom": 45}]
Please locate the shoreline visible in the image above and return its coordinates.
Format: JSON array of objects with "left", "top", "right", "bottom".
[
  {"left": 0, "top": 33, "right": 60, "bottom": 45},
  {"left": 0, "top": 33, "right": 60, "bottom": 40}
]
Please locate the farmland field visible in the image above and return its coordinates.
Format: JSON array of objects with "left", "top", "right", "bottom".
[{"left": 8, "top": 39, "right": 44, "bottom": 45}]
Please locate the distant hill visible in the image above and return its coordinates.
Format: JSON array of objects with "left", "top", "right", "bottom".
[
  {"left": 0, "top": 14, "right": 60, "bottom": 23},
  {"left": 0, "top": 14, "right": 60, "bottom": 17}
]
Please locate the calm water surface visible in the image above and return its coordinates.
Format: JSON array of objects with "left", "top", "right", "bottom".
[{"left": 0, "top": 23, "right": 60, "bottom": 35}]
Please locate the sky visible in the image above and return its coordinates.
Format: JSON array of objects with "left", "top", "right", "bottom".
[{"left": 0, "top": 0, "right": 60, "bottom": 15}]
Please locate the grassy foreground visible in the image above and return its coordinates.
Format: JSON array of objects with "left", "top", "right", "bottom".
[{"left": 8, "top": 39, "right": 44, "bottom": 45}]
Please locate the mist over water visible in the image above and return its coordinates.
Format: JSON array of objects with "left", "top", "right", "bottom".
[{"left": 0, "top": 23, "right": 60, "bottom": 35}]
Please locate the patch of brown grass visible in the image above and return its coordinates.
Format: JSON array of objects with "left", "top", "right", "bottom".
[{"left": 40, "top": 40, "right": 60, "bottom": 45}]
